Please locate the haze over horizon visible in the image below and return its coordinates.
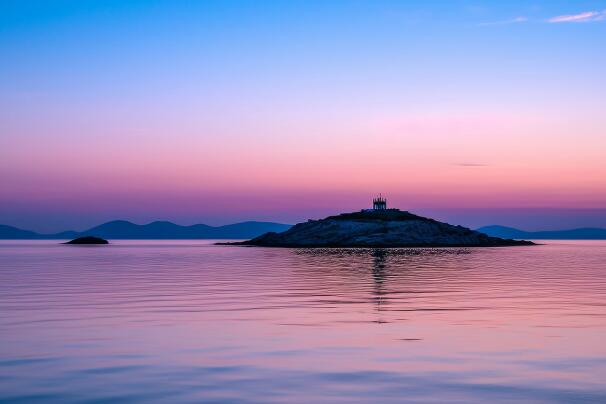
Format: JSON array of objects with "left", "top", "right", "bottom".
[{"left": 2, "top": 1, "right": 605, "bottom": 233}]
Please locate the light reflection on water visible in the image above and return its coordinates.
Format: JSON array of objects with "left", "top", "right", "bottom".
[{"left": 0, "top": 240, "right": 605, "bottom": 403}]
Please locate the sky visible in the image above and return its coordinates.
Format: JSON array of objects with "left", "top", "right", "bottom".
[{"left": 1, "top": 0, "right": 605, "bottom": 232}]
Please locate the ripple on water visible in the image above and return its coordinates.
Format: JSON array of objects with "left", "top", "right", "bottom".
[{"left": 0, "top": 240, "right": 606, "bottom": 402}]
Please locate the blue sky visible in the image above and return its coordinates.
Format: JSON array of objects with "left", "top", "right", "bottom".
[{"left": 1, "top": 1, "right": 605, "bottom": 231}]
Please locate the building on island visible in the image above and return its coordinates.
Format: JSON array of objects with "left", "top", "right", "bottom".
[
  {"left": 361, "top": 195, "right": 392, "bottom": 213},
  {"left": 373, "top": 195, "right": 387, "bottom": 210}
]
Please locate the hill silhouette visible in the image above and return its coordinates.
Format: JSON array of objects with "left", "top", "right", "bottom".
[
  {"left": 0, "top": 225, "right": 40, "bottom": 239},
  {"left": 0, "top": 220, "right": 292, "bottom": 240},
  {"left": 478, "top": 225, "right": 606, "bottom": 240},
  {"left": 3, "top": 221, "right": 605, "bottom": 241},
  {"left": 232, "top": 210, "right": 533, "bottom": 247}
]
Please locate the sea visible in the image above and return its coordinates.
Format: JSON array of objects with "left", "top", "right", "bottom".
[{"left": 0, "top": 240, "right": 605, "bottom": 403}]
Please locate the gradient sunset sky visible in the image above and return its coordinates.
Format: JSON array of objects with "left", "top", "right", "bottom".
[{"left": 1, "top": 0, "right": 605, "bottom": 232}]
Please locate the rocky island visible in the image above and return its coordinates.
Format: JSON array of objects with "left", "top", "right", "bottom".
[
  {"left": 64, "top": 236, "right": 109, "bottom": 245},
  {"left": 228, "top": 197, "right": 533, "bottom": 248}
]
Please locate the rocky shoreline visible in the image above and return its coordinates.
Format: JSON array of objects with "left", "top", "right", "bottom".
[{"left": 223, "top": 210, "right": 534, "bottom": 248}]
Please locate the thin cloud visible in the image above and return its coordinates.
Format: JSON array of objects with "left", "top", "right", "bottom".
[
  {"left": 478, "top": 16, "right": 527, "bottom": 26},
  {"left": 548, "top": 10, "right": 606, "bottom": 23},
  {"left": 455, "top": 163, "right": 489, "bottom": 167}
]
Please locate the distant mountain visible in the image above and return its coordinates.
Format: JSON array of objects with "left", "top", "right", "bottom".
[
  {"left": 0, "top": 225, "right": 40, "bottom": 239},
  {"left": 478, "top": 225, "right": 606, "bottom": 240},
  {"left": 5, "top": 221, "right": 603, "bottom": 241},
  {"left": 0, "top": 220, "right": 292, "bottom": 240}
]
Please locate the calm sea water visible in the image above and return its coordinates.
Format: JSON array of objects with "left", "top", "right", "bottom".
[{"left": 1, "top": 240, "right": 605, "bottom": 403}]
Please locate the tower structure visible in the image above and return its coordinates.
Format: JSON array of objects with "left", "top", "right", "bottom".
[{"left": 373, "top": 195, "right": 387, "bottom": 210}]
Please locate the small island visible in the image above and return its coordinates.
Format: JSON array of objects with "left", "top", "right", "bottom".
[
  {"left": 64, "top": 236, "right": 109, "bottom": 245},
  {"left": 226, "top": 197, "right": 534, "bottom": 248}
]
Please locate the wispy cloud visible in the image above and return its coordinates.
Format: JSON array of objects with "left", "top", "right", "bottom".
[
  {"left": 479, "top": 10, "right": 606, "bottom": 26},
  {"left": 455, "top": 163, "right": 488, "bottom": 167},
  {"left": 548, "top": 10, "right": 606, "bottom": 23},
  {"left": 478, "top": 16, "right": 528, "bottom": 26}
]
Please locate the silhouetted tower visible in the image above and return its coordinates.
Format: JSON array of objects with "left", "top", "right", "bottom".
[{"left": 373, "top": 195, "right": 387, "bottom": 210}]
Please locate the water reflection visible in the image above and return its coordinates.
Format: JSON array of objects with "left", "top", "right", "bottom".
[
  {"left": 293, "top": 247, "right": 475, "bottom": 315},
  {"left": 0, "top": 240, "right": 606, "bottom": 403},
  {"left": 371, "top": 249, "right": 387, "bottom": 312}
]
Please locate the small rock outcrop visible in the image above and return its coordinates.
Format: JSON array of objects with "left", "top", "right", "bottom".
[
  {"left": 229, "top": 210, "right": 533, "bottom": 248},
  {"left": 64, "top": 236, "right": 109, "bottom": 245}
]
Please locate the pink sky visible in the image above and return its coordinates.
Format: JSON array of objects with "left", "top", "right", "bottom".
[{"left": 1, "top": 1, "right": 605, "bottom": 231}]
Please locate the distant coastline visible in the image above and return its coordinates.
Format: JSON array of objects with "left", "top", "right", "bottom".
[
  {"left": 0, "top": 221, "right": 292, "bottom": 240},
  {"left": 2, "top": 221, "right": 606, "bottom": 241},
  {"left": 477, "top": 225, "right": 606, "bottom": 240}
]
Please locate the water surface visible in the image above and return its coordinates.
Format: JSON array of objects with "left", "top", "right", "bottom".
[{"left": 1, "top": 240, "right": 605, "bottom": 403}]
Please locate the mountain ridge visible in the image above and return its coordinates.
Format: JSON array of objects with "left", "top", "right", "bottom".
[
  {"left": 0, "top": 220, "right": 292, "bottom": 240},
  {"left": 2, "top": 221, "right": 605, "bottom": 240},
  {"left": 477, "top": 225, "right": 606, "bottom": 240}
]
